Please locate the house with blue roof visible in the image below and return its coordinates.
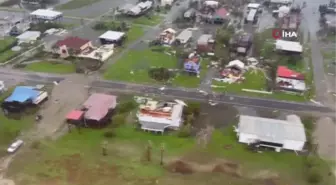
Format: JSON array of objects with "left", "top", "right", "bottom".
[
  {"left": 2, "top": 86, "right": 48, "bottom": 113},
  {"left": 184, "top": 52, "right": 201, "bottom": 75}
]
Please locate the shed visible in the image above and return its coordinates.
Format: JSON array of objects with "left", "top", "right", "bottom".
[
  {"left": 237, "top": 115, "right": 306, "bottom": 152},
  {"left": 275, "top": 40, "right": 302, "bottom": 53},
  {"left": 176, "top": 29, "right": 193, "bottom": 44},
  {"left": 16, "top": 31, "right": 41, "bottom": 44},
  {"left": 99, "top": 31, "right": 126, "bottom": 45},
  {"left": 30, "top": 9, "right": 63, "bottom": 21}
]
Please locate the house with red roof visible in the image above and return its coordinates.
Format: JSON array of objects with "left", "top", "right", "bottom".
[
  {"left": 66, "top": 93, "right": 117, "bottom": 128},
  {"left": 211, "top": 8, "right": 229, "bottom": 24},
  {"left": 53, "top": 36, "right": 92, "bottom": 58},
  {"left": 276, "top": 66, "right": 306, "bottom": 92}
]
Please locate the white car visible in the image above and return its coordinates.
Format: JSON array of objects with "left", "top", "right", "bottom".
[{"left": 7, "top": 140, "right": 23, "bottom": 153}]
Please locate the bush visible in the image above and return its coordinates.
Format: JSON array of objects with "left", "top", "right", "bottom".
[
  {"left": 112, "top": 114, "right": 127, "bottom": 126},
  {"left": 148, "top": 67, "right": 173, "bottom": 82},
  {"left": 117, "top": 100, "right": 137, "bottom": 114},
  {"left": 103, "top": 130, "right": 116, "bottom": 138},
  {"left": 306, "top": 168, "right": 322, "bottom": 184},
  {"left": 30, "top": 141, "right": 41, "bottom": 149},
  {"left": 177, "top": 124, "right": 192, "bottom": 138}
]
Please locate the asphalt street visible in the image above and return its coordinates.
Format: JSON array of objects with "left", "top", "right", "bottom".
[{"left": 0, "top": 68, "right": 331, "bottom": 113}]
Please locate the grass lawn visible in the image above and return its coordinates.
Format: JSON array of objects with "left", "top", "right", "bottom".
[
  {"left": 6, "top": 121, "right": 334, "bottom": 185},
  {"left": 171, "top": 59, "right": 209, "bottom": 88},
  {"left": 104, "top": 49, "right": 177, "bottom": 83},
  {"left": 212, "top": 70, "right": 307, "bottom": 102},
  {"left": 0, "top": 37, "right": 16, "bottom": 51},
  {"left": 126, "top": 25, "right": 145, "bottom": 45},
  {"left": 57, "top": 0, "right": 103, "bottom": 10},
  {"left": 0, "top": 49, "right": 19, "bottom": 63},
  {"left": 132, "top": 15, "right": 163, "bottom": 26},
  {"left": 24, "top": 61, "right": 76, "bottom": 74}
]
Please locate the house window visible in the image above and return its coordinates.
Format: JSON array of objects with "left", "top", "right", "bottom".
[{"left": 61, "top": 49, "right": 67, "bottom": 54}]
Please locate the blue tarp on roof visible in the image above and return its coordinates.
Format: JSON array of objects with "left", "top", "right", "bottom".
[{"left": 4, "top": 86, "right": 39, "bottom": 103}]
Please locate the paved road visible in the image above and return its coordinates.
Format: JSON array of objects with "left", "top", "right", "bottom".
[
  {"left": 0, "top": 69, "right": 332, "bottom": 114},
  {"left": 299, "top": 0, "right": 334, "bottom": 106}
]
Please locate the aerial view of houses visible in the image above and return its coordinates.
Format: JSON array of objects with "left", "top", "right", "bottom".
[{"left": 0, "top": 0, "right": 334, "bottom": 185}]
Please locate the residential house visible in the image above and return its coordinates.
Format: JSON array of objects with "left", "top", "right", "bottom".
[
  {"left": 159, "top": 28, "right": 176, "bottom": 46},
  {"left": 175, "top": 29, "right": 193, "bottom": 44},
  {"left": 229, "top": 32, "right": 253, "bottom": 54},
  {"left": 136, "top": 99, "right": 184, "bottom": 133},
  {"left": 53, "top": 36, "right": 92, "bottom": 58},
  {"left": 276, "top": 66, "right": 306, "bottom": 92},
  {"left": 203, "top": 0, "right": 219, "bottom": 9},
  {"left": 99, "top": 30, "right": 126, "bottom": 46},
  {"left": 279, "top": 13, "right": 301, "bottom": 31},
  {"left": 2, "top": 86, "right": 48, "bottom": 113},
  {"left": 184, "top": 52, "right": 201, "bottom": 75},
  {"left": 66, "top": 93, "right": 117, "bottom": 127},
  {"left": 125, "top": 1, "right": 153, "bottom": 16},
  {"left": 235, "top": 114, "right": 306, "bottom": 152},
  {"left": 275, "top": 40, "right": 303, "bottom": 54},
  {"left": 30, "top": 9, "right": 63, "bottom": 22},
  {"left": 161, "top": 0, "right": 173, "bottom": 6},
  {"left": 197, "top": 34, "right": 215, "bottom": 53},
  {"left": 184, "top": 8, "right": 196, "bottom": 19},
  {"left": 16, "top": 31, "right": 41, "bottom": 44},
  {"left": 211, "top": 8, "right": 229, "bottom": 24}
]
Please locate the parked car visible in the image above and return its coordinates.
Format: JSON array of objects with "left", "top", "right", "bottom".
[{"left": 7, "top": 140, "right": 24, "bottom": 153}]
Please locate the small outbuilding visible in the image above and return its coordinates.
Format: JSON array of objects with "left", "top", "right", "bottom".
[
  {"left": 236, "top": 115, "right": 306, "bottom": 152},
  {"left": 175, "top": 29, "right": 193, "bottom": 44},
  {"left": 16, "top": 31, "right": 41, "bottom": 44},
  {"left": 30, "top": 9, "right": 63, "bottom": 22},
  {"left": 99, "top": 31, "right": 126, "bottom": 46},
  {"left": 276, "top": 66, "right": 306, "bottom": 92},
  {"left": 275, "top": 40, "right": 303, "bottom": 53}
]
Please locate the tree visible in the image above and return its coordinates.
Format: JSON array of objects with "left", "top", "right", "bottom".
[
  {"left": 145, "top": 140, "right": 153, "bottom": 162},
  {"left": 160, "top": 143, "right": 165, "bottom": 165},
  {"left": 216, "top": 29, "right": 232, "bottom": 46},
  {"left": 101, "top": 140, "right": 108, "bottom": 156}
]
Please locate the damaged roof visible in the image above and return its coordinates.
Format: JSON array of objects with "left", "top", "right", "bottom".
[{"left": 83, "top": 93, "right": 117, "bottom": 121}]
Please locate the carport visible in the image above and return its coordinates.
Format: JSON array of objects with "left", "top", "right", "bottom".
[{"left": 99, "top": 31, "right": 126, "bottom": 46}]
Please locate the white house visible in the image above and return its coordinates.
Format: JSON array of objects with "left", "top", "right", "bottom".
[
  {"left": 16, "top": 31, "right": 41, "bottom": 44},
  {"left": 161, "top": 0, "right": 173, "bottom": 6},
  {"left": 30, "top": 9, "right": 63, "bottom": 22},
  {"left": 136, "top": 100, "right": 184, "bottom": 133},
  {"left": 236, "top": 115, "right": 306, "bottom": 152},
  {"left": 99, "top": 31, "right": 125, "bottom": 45}
]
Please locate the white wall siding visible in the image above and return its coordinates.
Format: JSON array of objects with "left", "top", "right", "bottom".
[
  {"left": 283, "top": 140, "right": 305, "bottom": 151},
  {"left": 238, "top": 133, "right": 258, "bottom": 144}
]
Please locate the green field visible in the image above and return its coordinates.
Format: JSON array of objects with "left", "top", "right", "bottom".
[
  {"left": 104, "top": 49, "right": 177, "bottom": 83},
  {"left": 0, "top": 37, "right": 18, "bottom": 63},
  {"left": 24, "top": 61, "right": 76, "bottom": 74},
  {"left": 6, "top": 118, "right": 334, "bottom": 185},
  {"left": 131, "top": 15, "right": 163, "bottom": 26}
]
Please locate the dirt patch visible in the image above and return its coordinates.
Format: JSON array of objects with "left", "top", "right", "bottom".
[
  {"left": 212, "top": 162, "right": 241, "bottom": 177},
  {"left": 166, "top": 160, "right": 194, "bottom": 174},
  {"left": 41, "top": 154, "right": 118, "bottom": 185}
]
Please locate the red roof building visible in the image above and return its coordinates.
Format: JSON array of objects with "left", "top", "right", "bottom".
[
  {"left": 55, "top": 36, "right": 90, "bottom": 50},
  {"left": 54, "top": 36, "right": 92, "bottom": 58},
  {"left": 277, "top": 66, "right": 304, "bottom": 80}
]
